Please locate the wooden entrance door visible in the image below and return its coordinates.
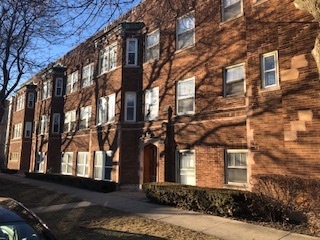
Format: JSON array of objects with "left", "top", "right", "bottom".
[{"left": 143, "top": 144, "right": 157, "bottom": 183}]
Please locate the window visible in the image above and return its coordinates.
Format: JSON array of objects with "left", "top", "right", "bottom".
[
  {"left": 145, "top": 87, "right": 159, "bottom": 121},
  {"left": 145, "top": 29, "right": 160, "bottom": 62},
  {"left": 261, "top": 51, "right": 279, "bottom": 89},
  {"left": 80, "top": 106, "right": 92, "bottom": 129},
  {"left": 176, "top": 150, "right": 195, "bottom": 185},
  {"left": 222, "top": 0, "right": 242, "bottom": 21},
  {"left": 35, "top": 152, "right": 45, "bottom": 173},
  {"left": 94, "top": 151, "right": 113, "bottom": 181},
  {"left": 40, "top": 115, "right": 48, "bottom": 135},
  {"left": 64, "top": 110, "right": 76, "bottom": 132},
  {"left": 9, "top": 152, "right": 19, "bottom": 161},
  {"left": 55, "top": 78, "right": 63, "bottom": 97},
  {"left": 126, "top": 39, "right": 138, "bottom": 66},
  {"left": 125, "top": 92, "right": 136, "bottom": 122},
  {"left": 27, "top": 92, "right": 35, "bottom": 108},
  {"left": 66, "top": 71, "right": 78, "bottom": 94},
  {"left": 42, "top": 80, "right": 51, "bottom": 100},
  {"left": 13, "top": 123, "right": 22, "bottom": 139},
  {"left": 97, "top": 93, "right": 116, "bottom": 125},
  {"left": 77, "top": 152, "right": 89, "bottom": 177},
  {"left": 25, "top": 122, "right": 32, "bottom": 138},
  {"left": 224, "top": 63, "right": 245, "bottom": 97},
  {"left": 52, "top": 113, "right": 60, "bottom": 134},
  {"left": 176, "top": 13, "right": 195, "bottom": 50},
  {"left": 225, "top": 150, "right": 248, "bottom": 184},
  {"left": 82, "top": 63, "right": 94, "bottom": 87},
  {"left": 61, "top": 152, "right": 73, "bottom": 175},
  {"left": 16, "top": 95, "right": 25, "bottom": 111},
  {"left": 99, "top": 44, "right": 117, "bottom": 74},
  {"left": 176, "top": 77, "right": 195, "bottom": 115}
]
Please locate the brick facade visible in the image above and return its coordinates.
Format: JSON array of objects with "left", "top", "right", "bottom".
[{"left": 6, "top": 0, "right": 320, "bottom": 190}]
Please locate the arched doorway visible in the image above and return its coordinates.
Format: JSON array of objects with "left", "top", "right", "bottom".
[{"left": 143, "top": 144, "right": 157, "bottom": 183}]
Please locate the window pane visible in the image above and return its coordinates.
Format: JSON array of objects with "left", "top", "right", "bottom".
[
  {"left": 224, "top": 1, "right": 241, "bottom": 20},
  {"left": 128, "top": 40, "right": 136, "bottom": 52},
  {"left": 178, "top": 15, "right": 195, "bottom": 34},
  {"left": 178, "top": 31, "right": 194, "bottom": 49},
  {"left": 265, "top": 55, "right": 275, "bottom": 70},
  {"left": 178, "top": 98, "right": 194, "bottom": 113},
  {"left": 228, "top": 168, "right": 247, "bottom": 183},
  {"left": 226, "top": 80, "right": 244, "bottom": 96},
  {"left": 265, "top": 71, "right": 276, "bottom": 86},
  {"left": 128, "top": 53, "right": 136, "bottom": 65}
]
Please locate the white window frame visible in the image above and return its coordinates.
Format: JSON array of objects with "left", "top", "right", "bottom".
[
  {"left": 77, "top": 152, "right": 89, "bottom": 177},
  {"left": 97, "top": 93, "right": 116, "bottom": 125},
  {"left": 225, "top": 149, "right": 248, "bottom": 185},
  {"left": 222, "top": 0, "right": 243, "bottom": 22},
  {"left": 176, "top": 150, "right": 196, "bottom": 186},
  {"left": 94, "top": 151, "right": 113, "bottom": 181},
  {"left": 27, "top": 92, "right": 35, "bottom": 108},
  {"left": 64, "top": 110, "right": 76, "bottom": 132},
  {"left": 42, "top": 80, "right": 51, "bottom": 100},
  {"left": 35, "top": 152, "right": 45, "bottom": 173},
  {"left": 13, "top": 123, "right": 22, "bottom": 139},
  {"left": 55, "top": 78, "right": 63, "bottom": 97},
  {"left": 145, "top": 29, "right": 160, "bottom": 62},
  {"left": 52, "top": 113, "right": 61, "bottom": 134},
  {"left": 40, "top": 115, "right": 48, "bottom": 135},
  {"left": 61, "top": 152, "right": 73, "bottom": 175},
  {"left": 224, "top": 63, "right": 246, "bottom": 97},
  {"left": 80, "top": 105, "right": 92, "bottom": 130},
  {"left": 99, "top": 43, "right": 117, "bottom": 74},
  {"left": 125, "top": 92, "right": 137, "bottom": 122},
  {"left": 145, "top": 87, "right": 159, "bottom": 121},
  {"left": 66, "top": 71, "right": 78, "bottom": 94},
  {"left": 176, "top": 12, "right": 195, "bottom": 50},
  {"left": 25, "top": 122, "right": 32, "bottom": 138},
  {"left": 82, "top": 63, "right": 94, "bottom": 88},
  {"left": 126, "top": 38, "right": 138, "bottom": 66},
  {"left": 176, "top": 77, "right": 195, "bottom": 115},
  {"left": 16, "top": 95, "right": 25, "bottom": 111},
  {"left": 261, "top": 51, "right": 279, "bottom": 89}
]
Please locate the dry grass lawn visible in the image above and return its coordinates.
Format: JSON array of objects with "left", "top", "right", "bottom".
[{"left": 0, "top": 177, "right": 220, "bottom": 240}]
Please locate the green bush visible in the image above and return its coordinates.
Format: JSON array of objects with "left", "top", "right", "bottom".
[
  {"left": 142, "top": 182, "right": 295, "bottom": 223},
  {"left": 25, "top": 172, "right": 117, "bottom": 193}
]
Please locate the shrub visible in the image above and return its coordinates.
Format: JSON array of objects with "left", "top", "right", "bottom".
[{"left": 25, "top": 172, "right": 117, "bottom": 193}]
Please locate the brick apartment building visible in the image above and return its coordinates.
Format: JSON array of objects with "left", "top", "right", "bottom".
[{"left": 5, "top": 0, "right": 320, "bottom": 190}]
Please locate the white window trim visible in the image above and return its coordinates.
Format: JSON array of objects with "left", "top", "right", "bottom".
[
  {"left": 145, "top": 29, "right": 160, "bottom": 62},
  {"left": 80, "top": 105, "right": 92, "bottom": 130},
  {"left": 40, "top": 115, "right": 48, "bottom": 135},
  {"left": 125, "top": 92, "right": 137, "bottom": 122},
  {"left": 13, "top": 123, "right": 22, "bottom": 139},
  {"left": 144, "top": 87, "right": 159, "bottom": 121},
  {"left": 16, "top": 95, "right": 25, "bottom": 111},
  {"left": 176, "top": 12, "right": 195, "bottom": 51},
  {"left": 97, "top": 93, "right": 116, "bottom": 125},
  {"left": 27, "top": 92, "right": 35, "bottom": 108},
  {"left": 224, "top": 63, "right": 246, "bottom": 97},
  {"left": 261, "top": 51, "right": 279, "bottom": 89},
  {"left": 176, "top": 77, "right": 195, "bottom": 116},
  {"left": 76, "top": 152, "right": 89, "bottom": 177},
  {"left": 82, "top": 63, "right": 94, "bottom": 88},
  {"left": 55, "top": 78, "right": 63, "bottom": 97},
  {"left": 66, "top": 71, "right": 78, "bottom": 94},
  {"left": 225, "top": 149, "right": 248, "bottom": 185},
  {"left": 52, "top": 113, "right": 61, "bottom": 134},
  {"left": 126, "top": 38, "right": 138, "bottom": 66},
  {"left": 99, "top": 43, "right": 117, "bottom": 74},
  {"left": 61, "top": 152, "right": 73, "bottom": 175},
  {"left": 94, "top": 150, "right": 113, "bottom": 181},
  {"left": 222, "top": 0, "right": 243, "bottom": 22},
  {"left": 35, "top": 152, "right": 45, "bottom": 173},
  {"left": 176, "top": 149, "right": 196, "bottom": 186},
  {"left": 42, "top": 80, "right": 51, "bottom": 100},
  {"left": 25, "top": 122, "right": 32, "bottom": 138},
  {"left": 64, "top": 110, "right": 76, "bottom": 132}
]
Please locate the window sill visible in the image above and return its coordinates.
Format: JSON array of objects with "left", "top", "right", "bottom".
[
  {"left": 123, "top": 65, "right": 140, "bottom": 68},
  {"left": 253, "top": 0, "right": 268, "bottom": 6},
  {"left": 259, "top": 85, "right": 281, "bottom": 94},
  {"left": 224, "top": 183, "right": 248, "bottom": 190},
  {"left": 175, "top": 44, "right": 195, "bottom": 55},
  {"left": 220, "top": 13, "right": 244, "bottom": 26},
  {"left": 97, "top": 66, "right": 120, "bottom": 77}
]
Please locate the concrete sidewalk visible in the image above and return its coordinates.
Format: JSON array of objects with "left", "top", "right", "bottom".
[{"left": 0, "top": 173, "right": 318, "bottom": 240}]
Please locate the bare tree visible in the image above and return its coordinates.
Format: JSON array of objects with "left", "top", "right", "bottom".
[
  {"left": 294, "top": 0, "right": 320, "bottom": 77},
  {"left": 0, "top": 0, "right": 137, "bottom": 122}
]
